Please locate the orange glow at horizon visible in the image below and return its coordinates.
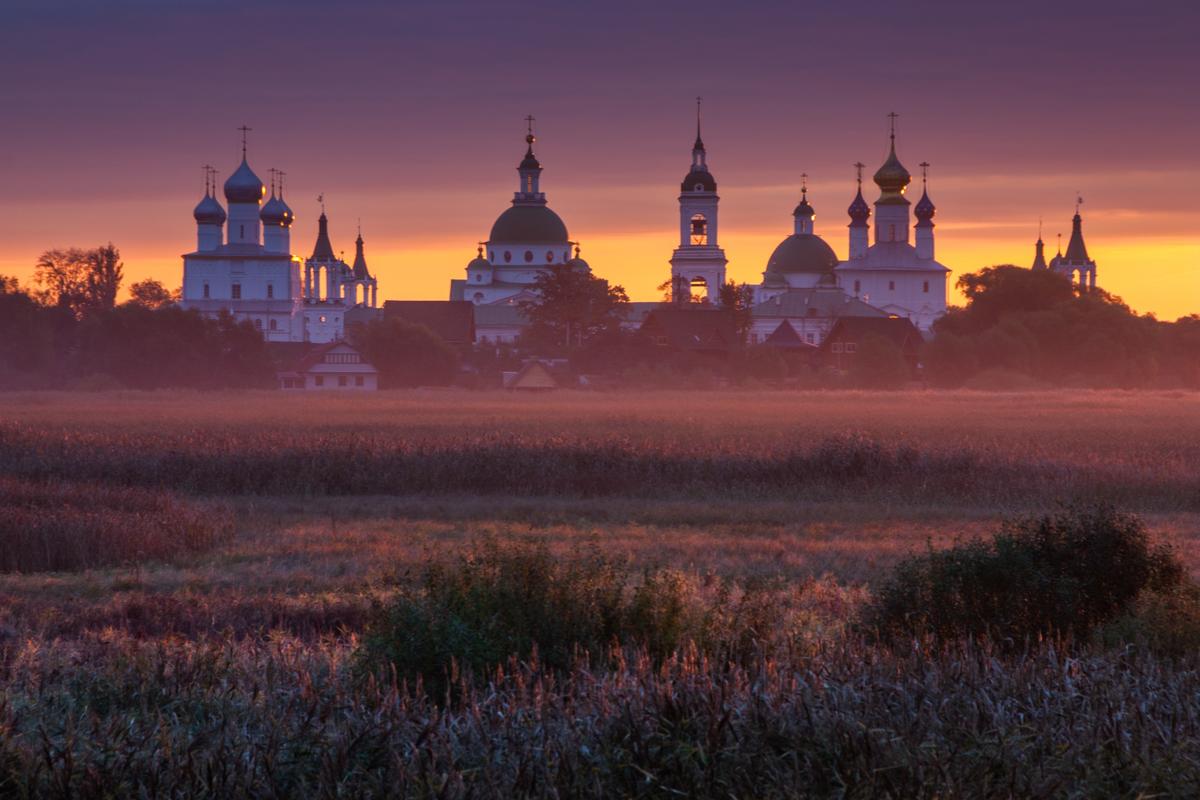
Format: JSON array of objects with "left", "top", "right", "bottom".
[{"left": 2, "top": 175, "right": 1195, "bottom": 322}]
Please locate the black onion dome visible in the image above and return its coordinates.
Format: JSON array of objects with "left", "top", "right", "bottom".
[
  {"left": 764, "top": 234, "right": 839, "bottom": 275},
  {"left": 488, "top": 205, "right": 569, "bottom": 244},
  {"left": 519, "top": 135, "right": 541, "bottom": 170},
  {"left": 847, "top": 188, "right": 871, "bottom": 223},
  {"left": 223, "top": 158, "right": 265, "bottom": 204},
  {"left": 793, "top": 197, "right": 815, "bottom": 218},
  {"left": 681, "top": 169, "right": 716, "bottom": 193},
  {"left": 193, "top": 194, "right": 226, "bottom": 225},
  {"left": 914, "top": 189, "right": 935, "bottom": 222},
  {"left": 260, "top": 193, "right": 288, "bottom": 225}
]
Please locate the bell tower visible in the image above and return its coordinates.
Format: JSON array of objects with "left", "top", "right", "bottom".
[{"left": 668, "top": 98, "right": 727, "bottom": 304}]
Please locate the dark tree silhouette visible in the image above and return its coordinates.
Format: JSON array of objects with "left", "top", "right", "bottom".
[
  {"left": 519, "top": 267, "right": 629, "bottom": 350},
  {"left": 352, "top": 317, "right": 459, "bottom": 388},
  {"left": 127, "top": 279, "right": 176, "bottom": 310}
]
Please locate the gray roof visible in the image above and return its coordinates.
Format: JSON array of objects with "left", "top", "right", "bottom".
[
  {"left": 752, "top": 288, "right": 889, "bottom": 319},
  {"left": 489, "top": 205, "right": 569, "bottom": 244},
  {"left": 765, "top": 234, "right": 839, "bottom": 275},
  {"left": 834, "top": 242, "right": 951, "bottom": 273},
  {"left": 474, "top": 303, "right": 529, "bottom": 327}
]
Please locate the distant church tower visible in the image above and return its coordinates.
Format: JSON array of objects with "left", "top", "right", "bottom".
[
  {"left": 1046, "top": 198, "right": 1097, "bottom": 291},
  {"left": 669, "top": 98, "right": 726, "bottom": 303}
]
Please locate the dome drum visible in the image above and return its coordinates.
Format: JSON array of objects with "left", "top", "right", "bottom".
[{"left": 764, "top": 234, "right": 839, "bottom": 276}]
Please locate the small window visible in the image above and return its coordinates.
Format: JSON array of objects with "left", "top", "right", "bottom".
[
  {"left": 845, "top": 342, "right": 858, "bottom": 354},
  {"left": 524, "top": 250, "right": 533, "bottom": 263},
  {"left": 853, "top": 280, "right": 861, "bottom": 294},
  {"left": 546, "top": 251, "right": 554, "bottom": 263},
  {"left": 694, "top": 183, "right": 704, "bottom": 191},
  {"left": 831, "top": 342, "right": 843, "bottom": 353},
  {"left": 355, "top": 376, "right": 364, "bottom": 387},
  {"left": 315, "top": 376, "right": 324, "bottom": 387},
  {"left": 203, "top": 283, "right": 210, "bottom": 299},
  {"left": 889, "top": 280, "right": 895, "bottom": 291},
  {"left": 525, "top": 176, "right": 533, "bottom": 192},
  {"left": 254, "top": 318, "right": 262, "bottom": 329},
  {"left": 240, "top": 224, "right": 245, "bottom": 239},
  {"left": 319, "top": 315, "right": 327, "bottom": 323},
  {"left": 338, "top": 375, "right": 347, "bottom": 387},
  {"left": 889, "top": 224, "right": 896, "bottom": 241},
  {"left": 266, "top": 284, "right": 274, "bottom": 299},
  {"left": 504, "top": 251, "right": 512, "bottom": 263},
  {"left": 806, "top": 333, "right": 815, "bottom": 344},
  {"left": 231, "top": 283, "right": 241, "bottom": 299},
  {"left": 269, "top": 319, "right": 277, "bottom": 331},
  {"left": 923, "top": 281, "right": 930, "bottom": 293}
]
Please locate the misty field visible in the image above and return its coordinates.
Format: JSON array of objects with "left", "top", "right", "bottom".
[{"left": 2, "top": 389, "right": 1200, "bottom": 797}]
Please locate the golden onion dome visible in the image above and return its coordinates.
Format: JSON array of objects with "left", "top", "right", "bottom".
[{"left": 873, "top": 142, "right": 911, "bottom": 200}]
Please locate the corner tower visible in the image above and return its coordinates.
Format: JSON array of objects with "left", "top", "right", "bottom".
[{"left": 669, "top": 98, "right": 727, "bottom": 304}]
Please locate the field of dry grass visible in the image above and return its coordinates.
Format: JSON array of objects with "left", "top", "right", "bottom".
[{"left": 1, "top": 389, "right": 1199, "bottom": 796}]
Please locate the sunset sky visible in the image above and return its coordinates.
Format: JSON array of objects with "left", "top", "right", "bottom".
[{"left": 2, "top": 0, "right": 1196, "bottom": 319}]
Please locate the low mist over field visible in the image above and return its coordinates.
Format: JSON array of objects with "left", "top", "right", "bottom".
[{"left": 2, "top": 390, "right": 1200, "bottom": 796}]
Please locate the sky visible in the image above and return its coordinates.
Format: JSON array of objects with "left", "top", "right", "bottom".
[{"left": 1, "top": 0, "right": 1197, "bottom": 319}]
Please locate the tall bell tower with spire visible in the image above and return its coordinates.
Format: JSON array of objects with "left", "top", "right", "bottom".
[{"left": 668, "top": 98, "right": 726, "bottom": 304}]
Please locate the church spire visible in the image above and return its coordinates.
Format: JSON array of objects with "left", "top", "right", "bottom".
[
  {"left": 311, "top": 200, "right": 336, "bottom": 261},
  {"left": 694, "top": 96, "right": 704, "bottom": 151},
  {"left": 514, "top": 115, "right": 546, "bottom": 205},
  {"left": 1032, "top": 218, "right": 1049, "bottom": 271},
  {"left": 1064, "top": 194, "right": 1090, "bottom": 262}
]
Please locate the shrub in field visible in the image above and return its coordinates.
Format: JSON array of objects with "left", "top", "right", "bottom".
[
  {"left": 356, "top": 541, "right": 801, "bottom": 696},
  {"left": 358, "top": 540, "right": 630, "bottom": 693},
  {"left": 865, "top": 505, "right": 1185, "bottom": 645},
  {"left": 0, "top": 478, "right": 232, "bottom": 572}
]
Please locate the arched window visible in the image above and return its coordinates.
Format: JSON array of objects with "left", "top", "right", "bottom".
[
  {"left": 504, "top": 251, "right": 512, "bottom": 263},
  {"left": 689, "top": 275, "right": 708, "bottom": 302},
  {"left": 690, "top": 214, "right": 708, "bottom": 245},
  {"left": 524, "top": 250, "right": 533, "bottom": 263},
  {"left": 526, "top": 176, "right": 533, "bottom": 193}
]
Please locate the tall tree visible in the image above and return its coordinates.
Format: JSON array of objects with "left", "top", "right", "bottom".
[
  {"left": 718, "top": 280, "right": 756, "bottom": 345},
  {"left": 34, "top": 244, "right": 124, "bottom": 317},
  {"left": 86, "top": 244, "right": 124, "bottom": 312},
  {"left": 519, "top": 267, "right": 629, "bottom": 349}
]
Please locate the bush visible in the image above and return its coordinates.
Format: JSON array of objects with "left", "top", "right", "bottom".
[
  {"left": 0, "top": 478, "right": 233, "bottom": 572},
  {"left": 356, "top": 541, "right": 804, "bottom": 697},
  {"left": 865, "top": 506, "right": 1185, "bottom": 645},
  {"left": 357, "top": 540, "right": 631, "bottom": 695}
]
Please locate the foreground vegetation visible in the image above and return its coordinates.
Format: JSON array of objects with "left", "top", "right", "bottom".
[{"left": 1, "top": 391, "right": 1199, "bottom": 797}]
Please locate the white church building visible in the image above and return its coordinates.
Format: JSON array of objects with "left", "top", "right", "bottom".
[{"left": 181, "top": 133, "right": 378, "bottom": 343}]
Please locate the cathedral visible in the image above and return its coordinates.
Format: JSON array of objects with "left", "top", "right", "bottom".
[
  {"left": 680, "top": 113, "right": 951, "bottom": 338},
  {"left": 449, "top": 120, "right": 590, "bottom": 309},
  {"left": 181, "top": 133, "right": 378, "bottom": 343},
  {"left": 1032, "top": 200, "right": 1097, "bottom": 290}
]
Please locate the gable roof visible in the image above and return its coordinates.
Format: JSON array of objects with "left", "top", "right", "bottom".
[
  {"left": 640, "top": 308, "right": 737, "bottom": 352},
  {"left": 268, "top": 341, "right": 378, "bottom": 375},
  {"left": 383, "top": 300, "right": 476, "bottom": 345},
  {"left": 505, "top": 360, "right": 558, "bottom": 390},
  {"left": 818, "top": 316, "right": 923, "bottom": 353},
  {"left": 762, "top": 319, "right": 815, "bottom": 349}
]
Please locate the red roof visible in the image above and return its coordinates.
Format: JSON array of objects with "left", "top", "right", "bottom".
[{"left": 383, "top": 300, "right": 476, "bottom": 345}]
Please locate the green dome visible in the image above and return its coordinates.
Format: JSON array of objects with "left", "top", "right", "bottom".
[
  {"left": 765, "top": 234, "right": 838, "bottom": 275},
  {"left": 488, "top": 205, "right": 569, "bottom": 244}
]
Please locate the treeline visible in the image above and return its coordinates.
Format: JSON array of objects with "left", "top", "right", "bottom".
[
  {"left": 926, "top": 266, "right": 1200, "bottom": 388},
  {"left": 0, "top": 246, "right": 272, "bottom": 389}
]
